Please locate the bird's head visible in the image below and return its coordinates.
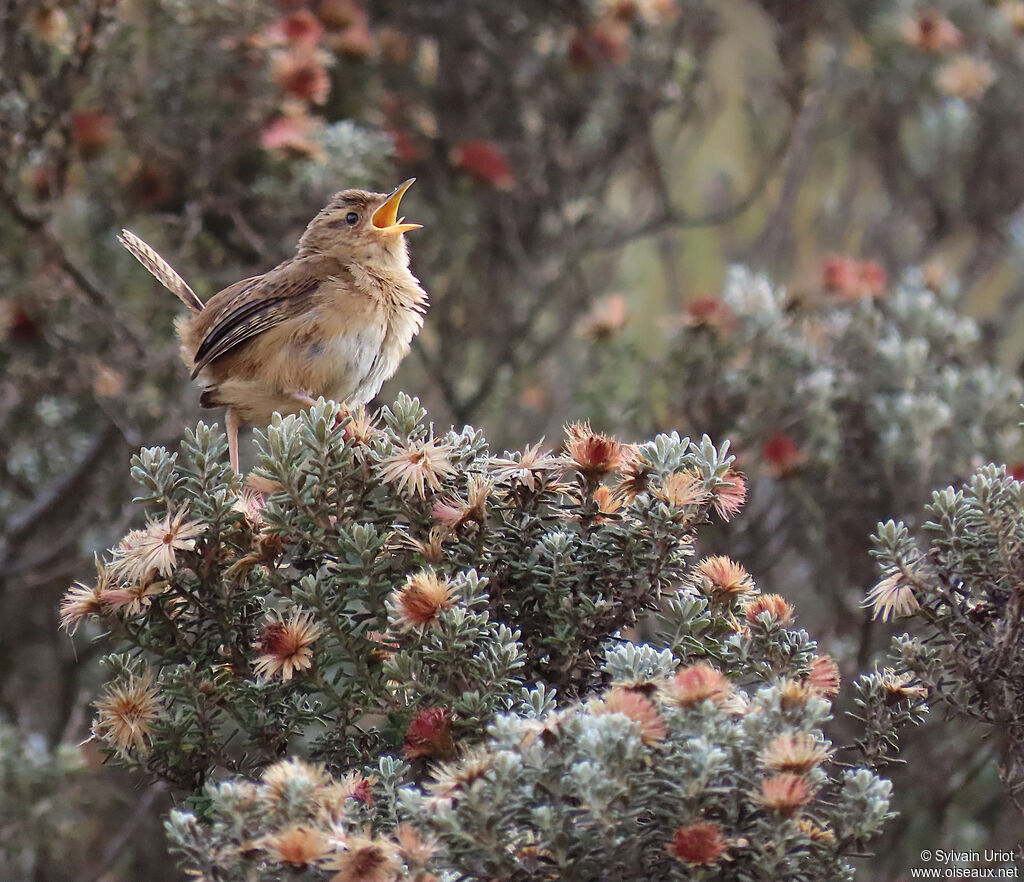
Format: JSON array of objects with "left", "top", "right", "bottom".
[{"left": 298, "top": 178, "right": 422, "bottom": 266}]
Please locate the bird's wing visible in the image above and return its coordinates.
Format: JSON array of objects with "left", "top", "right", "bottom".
[{"left": 190, "top": 259, "right": 326, "bottom": 378}]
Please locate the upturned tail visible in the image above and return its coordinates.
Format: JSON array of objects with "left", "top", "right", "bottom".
[{"left": 118, "top": 229, "right": 204, "bottom": 314}]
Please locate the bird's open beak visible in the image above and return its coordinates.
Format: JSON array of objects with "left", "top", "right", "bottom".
[{"left": 371, "top": 178, "right": 422, "bottom": 234}]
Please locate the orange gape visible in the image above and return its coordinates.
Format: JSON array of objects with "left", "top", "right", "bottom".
[{"left": 120, "top": 179, "right": 426, "bottom": 471}]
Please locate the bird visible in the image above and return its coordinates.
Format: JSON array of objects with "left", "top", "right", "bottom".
[{"left": 119, "top": 178, "right": 426, "bottom": 473}]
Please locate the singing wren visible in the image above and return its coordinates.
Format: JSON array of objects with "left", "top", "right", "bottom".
[{"left": 119, "top": 178, "right": 426, "bottom": 472}]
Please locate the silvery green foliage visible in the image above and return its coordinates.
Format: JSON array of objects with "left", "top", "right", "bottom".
[{"left": 870, "top": 464, "right": 1024, "bottom": 810}]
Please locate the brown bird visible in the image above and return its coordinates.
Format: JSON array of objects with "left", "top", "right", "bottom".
[{"left": 119, "top": 179, "right": 426, "bottom": 472}]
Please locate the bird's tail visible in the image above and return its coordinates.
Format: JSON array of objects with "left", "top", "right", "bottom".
[{"left": 118, "top": 229, "right": 204, "bottom": 314}]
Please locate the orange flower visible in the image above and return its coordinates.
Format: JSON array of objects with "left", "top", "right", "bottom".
[
  {"left": 777, "top": 678, "right": 817, "bottom": 711},
  {"left": 822, "top": 255, "right": 887, "bottom": 299},
  {"left": 260, "top": 826, "right": 332, "bottom": 867},
  {"left": 653, "top": 470, "right": 708, "bottom": 509},
  {"left": 745, "top": 593, "right": 793, "bottom": 623},
  {"left": 694, "top": 556, "right": 755, "bottom": 600},
  {"left": 592, "top": 687, "right": 666, "bottom": 745},
  {"left": 449, "top": 139, "right": 515, "bottom": 190},
  {"left": 403, "top": 707, "right": 455, "bottom": 760},
  {"left": 806, "top": 655, "right": 841, "bottom": 697},
  {"left": 324, "top": 834, "right": 400, "bottom": 882},
  {"left": 663, "top": 664, "right": 733, "bottom": 708},
  {"left": 253, "top": 609, "right": 322, "bottom": 681},
  {"left": 390, "top": 570, "right": 456, "bottom": 631},
  {"left": 757, "top": 772, "right": 816, "bottom": 815},
  {"left": 666, "top": 821, "right": 727, "bottom": 865}
]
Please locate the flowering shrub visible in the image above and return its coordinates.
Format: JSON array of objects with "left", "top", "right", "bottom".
[
  {"left": 615, "top": 265, "right": 1022, "bottom": 647},
  {"left": 869, "top": 464, "right": 1024, "bottom": 812},
  {"left": 64, "top": 397, "right": 914, "bottom": 879}
]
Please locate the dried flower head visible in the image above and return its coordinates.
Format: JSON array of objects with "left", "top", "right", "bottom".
[
  {"left": 797, "top": 818, "right": 837, "bottom": 843},
  {"left": 449, "top": 139, "right": 515, "bottom": 190},
  {"left": 694, "top": 556, "right": 755, "bottom": 600},
  {"left": 711, "top": 469, "right": 746, "bottom": 521},
  {"left": 880, "top": 669, "right": 929, "bottom": 703},
  {"left": 110, "top": 508, "right": 204, "bottom": 583},
  {"left": 663, "top": 663, "right": 734, "bottom": 708},
  {"left": 757, "top": 772, "right": 816, "bottom": 815},
  {"left": 806, "top": 655, "right": 841, "bottom": 697},
  {"left": 490, "top": 441, "right": 564, "bottom": 491},
  {"left": 762, "top": 733, "right": 829, "bottom": 774},
  {"left": 395, "top": 824, "right": 437, "bottom": 869},
  {"left": 324, "top": 834, "right": 400, "bottom": 882},
  {"left": 653, "top": 470, "right": 708, "bottom": 509},
  {"left": 864, "top": 571, "right": 920, "bottom": 621},
  {"left": 425, "top": 747, "right": 494, "bottom": 800},
  {"left": 745, "top": 593, "right": 793, "bottom": 623},
  {"left": 98, "top": 580, "right": 168, "bottom": 617},
  {"left": 390, "top": 570, "right": 456, "bottom": 631},
  {"left": 564, "top": 421, "right": 625, "bottom": 480},
  {"left": 777, "top": 678, "right": 817, "bottom": 711},
  {"left": 615, "top": 445, "right": 653, "bottom": 500},
  {"left": 260, "top": 825, "right": 332, "bottom": 867},
  {"left": 378, "top": 437, "right": 457, "bottom": 498},
  {"left": 593, "top": 485, "right": 623, "bottom": 518},
  {"left": 936, "top": 54, "right": 996, "bottom": 100},
  {"left": 253, "top": 608, "right": 323, "bottom": 681},
  {"left": 761, "top": 433, "right": 803, "bottom": 477},
  {"left": 60, "top": 555, "right": 110, "bottom": 634},
  {"left": 666, "top": 821, "right": 727, "bottom": 865},
  {"left": 591, "top": 687, "right": 666, "bottom": 745},
  {"left": 92, "top": 671, "right": 162, "bottom": 756},
  {"left": 403, "top": 707, "right": 455, "bottom": 760},
  {"left": 261, "top": 758, "right": 331, "bottom": 807},
  {"left": 343, "top": 405, "right": 379, "bottom": 447}
]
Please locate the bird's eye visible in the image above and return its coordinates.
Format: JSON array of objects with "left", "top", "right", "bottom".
[{"left": 345, "top": 212, "right": 359, "bottom": 225}]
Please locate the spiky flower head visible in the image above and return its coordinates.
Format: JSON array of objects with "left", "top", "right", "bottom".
[
  {"left": 745, "top": 593, "right": 793, "bottom": 623},
  {"left": 490, "top": 441, "right": 564, "bottom": 491},
  {"left": 666, "top": 821, "right": 728, "bottom": 865},
  {"left": 92, "top": 670, "right": 162, "bottom": 756},
  {"left": 662, "top": 663, "right": 734, "bottom": 708},
  {"left": 653, "top": 470, "right": 708, "bottom": 509},
  {"left": 563, "top": 421, "right": 624, "bottom": 480},
  {"left": 711, "top": 468, "right": 746, "bottom": 521},
  {"left": 389, "top": 570, "right": 456, "bottom": 631},
  {"left": 378, "top": 437, "right": 456, "bottom": 498},
  {"left": 261, "top": 757, "right": 331, "bottom": 809},
  {"left": 864, "top": 571, "right": 920, "bottom": 621},
  {"left": 323, "top": 834, "right": 400, "bottom": 882},
  {"left": 403, "top": 707, "right": 455, "bottom": 760},
  {"left": 694, "top": 555, "right": 755, "bottom": 600},
  {"left": 259, "top": 825, "right": 332, "bottom": 868},
  {"left": 109, "top": 508, "right": 204, "bottom": 583},
  {"left": 60, "top": 554, "right": 110, "bottom": 634},
  {"left": 761, "top": 733, "right": 829, "bottom": 774},
  {"left": 253, "top": 608, "right": 322, "bottom": 681},
  {"left": 756, "top": 772, "right": 816, "bottom": 815},
  {"left": 591, "top": 687, "right": 666, "bottom": 745},
  {"left": 806, "top": 654, "right": 841, "bottom": 697}
]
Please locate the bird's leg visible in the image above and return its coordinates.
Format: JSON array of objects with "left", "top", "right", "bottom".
[
  {"left": 226, "top": 406, "right": 242, "bottom": 473},
  {"left": 286, "top": 389, "right": 319, "bottom": 411}
]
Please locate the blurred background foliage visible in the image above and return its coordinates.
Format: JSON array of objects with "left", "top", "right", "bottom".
[{"left": 3, "top": 0, "right": 1024, "bottom": 877}]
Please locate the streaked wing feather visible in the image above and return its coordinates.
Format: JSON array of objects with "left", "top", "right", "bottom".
[{"left": 191, "top": 273, "right": 321, "bottom": 377}]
